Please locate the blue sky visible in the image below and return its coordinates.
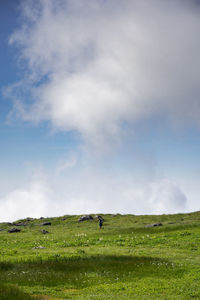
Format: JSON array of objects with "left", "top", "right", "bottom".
[{"left": 0, "top": 0, "right": 200, "bottom": 221}]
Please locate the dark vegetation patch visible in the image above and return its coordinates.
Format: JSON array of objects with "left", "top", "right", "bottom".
[{"left": 0, "top": 283, "right": 43, "bottom": 300}]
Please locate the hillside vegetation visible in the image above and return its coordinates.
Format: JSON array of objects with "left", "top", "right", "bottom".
[{"left": 0, "top": 212, "right": 200, "bottom": 299}]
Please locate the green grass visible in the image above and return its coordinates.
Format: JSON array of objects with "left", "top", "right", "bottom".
[{"left": 0, "top": 212, "right": 200, "bottom": 299}]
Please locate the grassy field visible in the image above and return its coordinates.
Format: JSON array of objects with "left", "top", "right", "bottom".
[{"left": 0, "top": 212, "right": 200, "bottom": 299}]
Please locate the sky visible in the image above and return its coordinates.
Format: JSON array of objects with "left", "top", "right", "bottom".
[{"left": 0, "top": 0, "right": 200, "bottom": 222}]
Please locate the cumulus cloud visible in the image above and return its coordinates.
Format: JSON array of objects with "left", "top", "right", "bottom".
[
  {"left": 0, "top": 179, "right": 52, "bottom": 222},
  {"left": 148, "top": 179, "right": 188, "bottom": 214},
  {"left": 8, "top": 0, "right": 200, "bottom": 145}
]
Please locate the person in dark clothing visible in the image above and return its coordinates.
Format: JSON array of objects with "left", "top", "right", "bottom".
[
  {"left": 99, "top": 218, "right": 103, "bottom": 229},
  {"left": 98, "top": 216, "right": 104, "bottom": 229}
]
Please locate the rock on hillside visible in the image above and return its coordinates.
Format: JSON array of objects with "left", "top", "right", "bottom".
[
  {"left": 8, "top": 228, "right": 21, "bottom": 233},
  {"left": 78, "top": 215, "right": 93, "bottom": 222}
]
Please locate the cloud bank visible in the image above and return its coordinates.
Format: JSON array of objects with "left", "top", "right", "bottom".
[
  {"left": 9, "top": 0, "right": 200, "bottom": 143},
  {"left": 0, "top": 171, "right": 188, "bottom": 222}
]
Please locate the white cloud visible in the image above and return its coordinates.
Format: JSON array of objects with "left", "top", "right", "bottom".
[
  {"left": 0, "top": 180, "right": 52, "bottom": 222},
  {"left": 8, "top": 0, "right": 200, "bottom": 145},
  {"left": 0, "top": 170, "right": 188, "bottom": 222},
  {"left": 149, "top": 179, "right": 188, "bottom": 214}
]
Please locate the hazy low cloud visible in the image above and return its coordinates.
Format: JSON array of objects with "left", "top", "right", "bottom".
[
  {"left": 148, "top": 179, "right": 188, "bottom": 214},
  {"left": 0, "top": 166, "right": 188, "bottom": 222},
  {"left": 0, "top": 180, "right": 51, "bottom": 222},
  {"left": 8, "top": 0, "right": 200, "bottom": 145}
]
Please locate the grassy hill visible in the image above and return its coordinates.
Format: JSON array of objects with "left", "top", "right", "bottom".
[{"left": 0, "top": 212, "right": 200, "bottom": 299}]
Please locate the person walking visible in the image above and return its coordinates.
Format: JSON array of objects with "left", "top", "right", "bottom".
[{"left": 98, "top": 216, "right": 104, "bottom": 229}]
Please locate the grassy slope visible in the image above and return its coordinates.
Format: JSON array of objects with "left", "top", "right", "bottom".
[{"left": 0, "top": 212, "right": 200, "bottom": 299}]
